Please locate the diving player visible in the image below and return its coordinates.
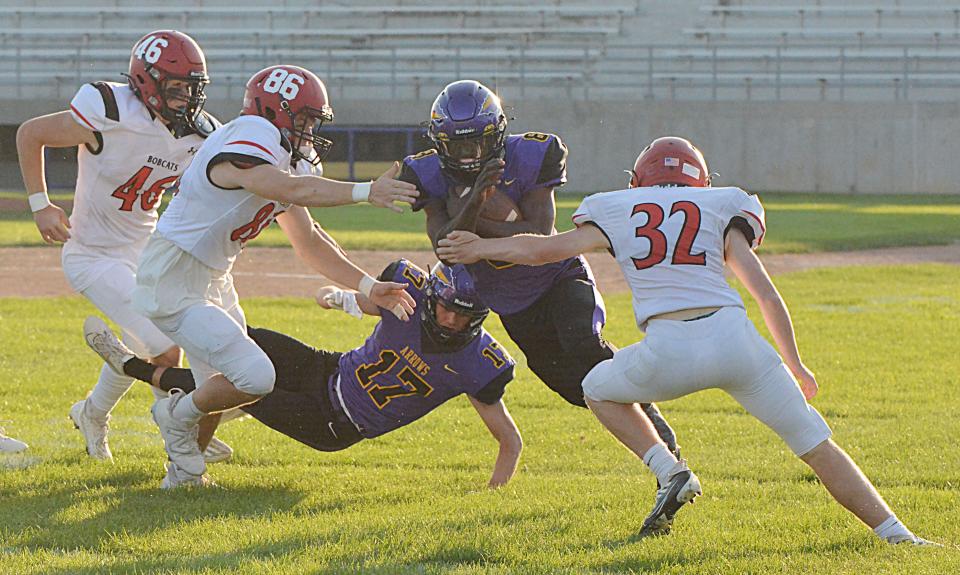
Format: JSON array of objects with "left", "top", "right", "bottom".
[{"left": 84, "top": 261, "right": 521, "bottom": 489}]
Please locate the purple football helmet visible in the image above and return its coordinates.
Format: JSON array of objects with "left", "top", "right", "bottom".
[
  {"left": 423, "top": 262, "right": 489, "bottom": 350},
  {"left": 427, "top": 80, "right": 507, "bottom": 182}
]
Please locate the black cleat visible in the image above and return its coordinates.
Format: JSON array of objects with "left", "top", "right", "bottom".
[{"left": 638, "top": 460, "right": 702, "bottom": 538}]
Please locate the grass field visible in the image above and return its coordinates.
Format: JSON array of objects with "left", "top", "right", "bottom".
[
  {"left": 2, "top": 190, "right": 960, "bottom": 253},
  {"left": 1, "top": 265, "right": 958, "bottom": 574}
]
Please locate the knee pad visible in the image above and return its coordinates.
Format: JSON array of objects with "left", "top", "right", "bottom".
[{"left": 220, "top": 340, "right": 276, "bottom": 396}]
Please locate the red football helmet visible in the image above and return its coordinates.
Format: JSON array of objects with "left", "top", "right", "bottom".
[
  {"left": 241, "top": 65, "right": 334, "bottom": 166},
  {"left": 628, "top": 136, "right": 711, "bottom": 188},
  {"left": 127, "top": 30, "right": 208, "bottom": 134}
]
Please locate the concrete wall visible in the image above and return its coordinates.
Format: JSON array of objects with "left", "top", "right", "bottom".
[{"left": 4, "top": 97, "right": 959, "bottom": 195}]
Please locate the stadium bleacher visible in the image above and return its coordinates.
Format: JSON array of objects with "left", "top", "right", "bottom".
[{"left": 2, "top": 1, "right": 960, "bottom": 103}]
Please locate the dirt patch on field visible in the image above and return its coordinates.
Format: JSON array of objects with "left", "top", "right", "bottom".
[{"left": 0, "top": 244, "right": 957, "bottom": 298}]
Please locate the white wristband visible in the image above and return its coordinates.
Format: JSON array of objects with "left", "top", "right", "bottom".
[
  {"left": 358, "top": 274, "right": 376, "bottom": 298},
  {"left": 351, "top": 181, "right": 371, "bottom": 203},
  {"left": 28, "top": 192, "right": 53, "bottom": 213}
]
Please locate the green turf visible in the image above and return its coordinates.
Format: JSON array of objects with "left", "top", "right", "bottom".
[
  {"left": 1, "top": 191, "right": 959, "bottom": 253},
  {"left": 1, "top": 264, "right": 957, "bottom": 574}
]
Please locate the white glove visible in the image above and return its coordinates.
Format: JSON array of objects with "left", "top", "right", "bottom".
[{"left": 322, "top": 289, "right": 363, "bottom": 319}]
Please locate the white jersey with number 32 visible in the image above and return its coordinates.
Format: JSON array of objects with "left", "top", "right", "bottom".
[
  {"left": 573, "top": 186, "right": 765, "bottom": 329},
  {"left": 66, "top": 82, "right": 207, "bottom": 263},
  {"left": 156, "top": 114, "right": 293, "bottom": 272}
]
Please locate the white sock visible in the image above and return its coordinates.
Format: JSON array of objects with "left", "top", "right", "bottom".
[
  {"left": 643, "top": 443, "right": 679, "bottom": 486},
  {"left": 873, "top": 515, "right": 914, "bottom": 542},
  {"left": 170, "top": 392, "right": 205, "bottom": 425},
  {"left": 85, "top": 363, "right": 135, "bottom": 419}
]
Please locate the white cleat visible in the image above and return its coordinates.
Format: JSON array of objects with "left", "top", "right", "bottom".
[
  {"left": 160, "top": 460, "right": 214, "bottom": 489},
  {"left": 151, "top": 390, "right": 206, "bottom": 477},
  {"left": 69, "top": 399, "right": 113, "bottom": 461},
  {"left": 0, "top": 427, "right": 28, "bottom": 453},
  {"left": 83, "top": 316, "right": 134, "bottom": 376},
  {"left": 638, "top": 459, "right": 702, "bottom": 538},
  {"left": 888, "top": 533, "right": 944, "bottom": 547},
  {"left": 203, "top": 436, "right": 234, "bottom": 464}
]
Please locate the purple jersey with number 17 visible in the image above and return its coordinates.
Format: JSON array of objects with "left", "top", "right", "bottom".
[
  {"left": 336, "top": 260, "right": 515, "bottom": 438},
  {"left": 401, "top": 132, "right": 588, "bottom": 315}
]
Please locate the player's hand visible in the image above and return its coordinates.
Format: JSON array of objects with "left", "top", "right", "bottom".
[
  {"left": 470, "top": 158, "right": 505, "bottom": 205},
  {"left": 317, "top": 286, "right": 364, "bottom": 319},
  {"left": 314, "top": 286, "right": 339, "bottom": 309},
  {"left": 367, "top": 280, "right": 416, "bottom": 320},
  {"left": 33, "top": 203, "right": 71, "bottom": 243},
  {"left": 437, "top": 230, "right": 483, "bottom": 264},
  {"left": 792, "top": 363, "right": 819, "bottom": 400},
  {"left": 369, "top": 162, "right": 419, "bottom": 214}
]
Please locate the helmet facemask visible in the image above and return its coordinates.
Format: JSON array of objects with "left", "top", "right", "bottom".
[
  {"left": 434, "top": 127, "right": 504, "bottom": 178},
  {"left": 282, "top": 102, "right": 334, "bottom": 167},
  {"left": 149, "top": 70, "right": 208, "bottom": 137}
]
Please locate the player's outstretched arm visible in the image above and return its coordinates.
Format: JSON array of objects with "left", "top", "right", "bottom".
[
  {"left": 17, "top": 111, "right": 98, "bottom": 243},
  {"left": 277, "top": 207, "right": 415, "bottom": 320},
  {"left": 209, "top": 161, "right": 418, "bottom": 211},
  {"left": 725, "top": 228, "right": 818, "bottom": 399},
  {"left": 469, "top": 396, "right": 522, "bottom": 489},
  {"left": 438, "top": 225, "right": 610, "bottom": 266}
]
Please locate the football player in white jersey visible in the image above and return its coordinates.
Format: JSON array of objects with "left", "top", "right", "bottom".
[
  {"left": 16, "top": 30, "right": 234, "bottom": 463},
  {"left": 437, "top": 137, "right": 936, "bottom": 545},
  {"left": 131, "top": 64, "right": 419, "bottom": 487}
]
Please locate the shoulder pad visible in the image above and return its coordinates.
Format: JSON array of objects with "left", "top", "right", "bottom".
[{"left": 89, "top": 81, "right": 120, "bottom": 122}]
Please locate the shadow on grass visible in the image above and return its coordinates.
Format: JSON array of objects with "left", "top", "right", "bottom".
[{"left": 3, "top": 469, "right": 307, "bottom": 552}]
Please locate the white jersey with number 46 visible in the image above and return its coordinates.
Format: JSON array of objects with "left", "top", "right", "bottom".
[
  {"left": 573, "top": 186, "right": 766, "bottom": 330},
  {"left": 156, "top": 114, "right": 293, "bottom": 272},
  {"left": 66, "top": 81, "right": 210, "bottom": 266}
]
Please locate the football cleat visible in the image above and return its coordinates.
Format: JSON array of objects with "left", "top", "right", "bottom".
[
  {"left": 638, "top": 459, "right": 702, "bottom": 538},
  {"left": 83, "top": 316, "right": 134, "bottom": 377},
  {"left": 888, "top": 533, "right": 943, "bottom": 547},
  {"left": 160, "top": 460, "right": 214, "bottom": 489},
  {"left": 69, "top": 399, "right": 113, "bottom": 461},
  {"left": 203, "top": 436, "right": 234, "bottom": 464},
  {"left": 151, "top": 390, "right": 206, "bottom": 477},
  {"left": 0, "top": 427, "right": 28, "bottom": 453}
]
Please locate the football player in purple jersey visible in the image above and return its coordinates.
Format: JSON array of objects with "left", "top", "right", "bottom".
[
  {"left": 82, "top": 260, "right": 522, "bottom": 489},
  {"left": 398, "top": 80, "right": 680, "bottom": 454}
]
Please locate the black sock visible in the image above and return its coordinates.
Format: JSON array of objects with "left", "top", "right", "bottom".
[
  {"left": 122, "top": 358, "right": 198, "bottom": 393},
  {"left": 123, "top": 358, "right": 156, "bottom": 384},
  {"left": 156, "top": 366, "right": 198, "bottom": 393}
]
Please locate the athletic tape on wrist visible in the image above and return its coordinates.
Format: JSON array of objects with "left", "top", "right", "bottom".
[
  {"left": 28, "top": 192, "right": 53, "bottom": 213},
  {"left": 351, "top": 182, "right": 372, "bottom": 203},
  {"left": 358, "top": 274, "right": 376, "bottom": 298}
]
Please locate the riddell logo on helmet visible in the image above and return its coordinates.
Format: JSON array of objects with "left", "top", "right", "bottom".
[
  {"left": 454, "top": 298, "right": 474, "bottom": 308},
  {"left": 455, "top": 128, "right": 476, "bottom": 135}
]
